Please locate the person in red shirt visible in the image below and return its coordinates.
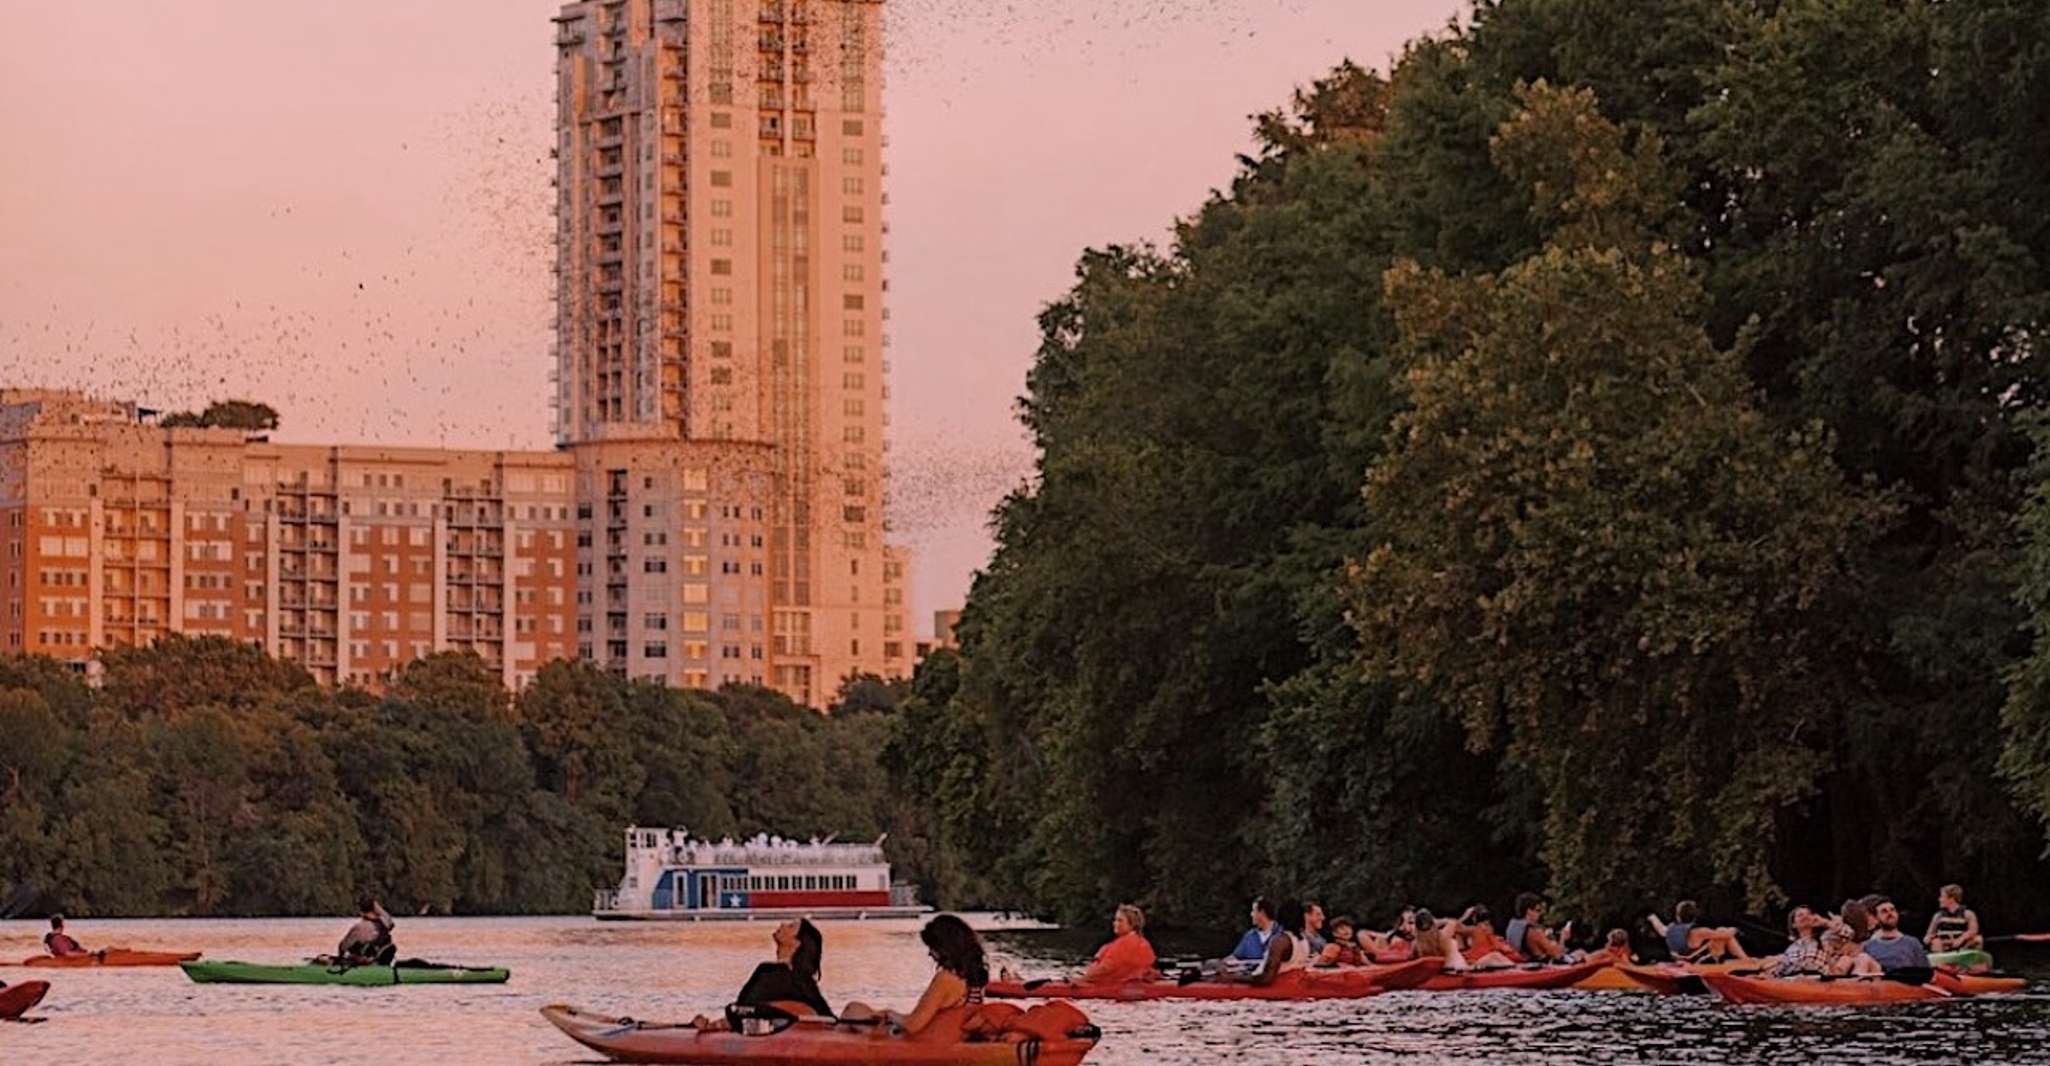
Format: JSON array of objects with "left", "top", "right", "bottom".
[
  {"left": 43, "top": 916, "right": 88, "bottom": 957},
  {"left": 1316, "top": 916, "right": 1368, "bottom": 967},
  {"left": 1081, "top": 904, "right": 1157, "bottom": 983},
  {"left": 1456, "top": 906, "right": 1522, "bottom": 968}
]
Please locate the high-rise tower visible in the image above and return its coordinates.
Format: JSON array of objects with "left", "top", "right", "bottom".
[{"left": 553, "top": 0, "right": 908, "bottom": 705}]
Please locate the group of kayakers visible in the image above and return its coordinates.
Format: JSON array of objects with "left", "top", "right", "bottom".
[
  {"left": 1760, "top": 887, "right": 1980, "bottom": 979},
  {"left": 1020, "top": 881, "right": 1991, "bottom": 988}
]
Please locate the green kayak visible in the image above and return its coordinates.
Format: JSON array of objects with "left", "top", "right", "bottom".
[
  {"left": 1930, "top": 949, "right": 1995, "bottom": 971},
  {"left": 180, "top": 960, "right": 510, "bottom": 986}
]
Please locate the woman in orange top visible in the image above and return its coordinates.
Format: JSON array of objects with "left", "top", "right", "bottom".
[
  {"left": 1082, "top": 904, "right": 1157, "bottom": 983},
  {"left": 1457, "top": 906, "right": 1521, "bottom": 968}
]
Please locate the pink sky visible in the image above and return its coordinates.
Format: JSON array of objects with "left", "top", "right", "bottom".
[{"left": 0, "top": 0, "right": 1464, "bottom": 633}]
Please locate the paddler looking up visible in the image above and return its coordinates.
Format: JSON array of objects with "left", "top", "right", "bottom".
[
  {"left": 338, "top": 895, "right": 396, "bottom": 965},
  {"left": 1861, "top": 897, "right": 1930, "bottom": 975},
  {"left": 693, "top": 919, "right": 831, "bottom": 1031},
  {"left": 43, "top": 915, "right": 89, "bottom": 958}
]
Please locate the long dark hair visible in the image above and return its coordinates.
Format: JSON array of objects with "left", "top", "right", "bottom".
[
  {"left": 920, "top": 914, "right": 988, "bottom": 987},
  {"left": 1274, "top": 899, "right": 1306, "bottom": 938},
  {"left": 792, "top": 919, "right": 824, "bottom": 983}
]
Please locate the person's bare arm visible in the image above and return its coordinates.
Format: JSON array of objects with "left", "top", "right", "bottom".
[{"left": 1248, "top": 934, "right": 1293, "bottom": 987}]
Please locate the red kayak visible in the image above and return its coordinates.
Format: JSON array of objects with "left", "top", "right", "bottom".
[
  {"left": 0, "top": 980, "right": 51, "bottom": 1020},
  {"left": 22, "top": 949, "right": 202, "bottom": 968},
  {"left": 1419, "top": 960, "right": 1608, "bottom": 992},
  {"left": 1931, "top": 969, "right": 2028, "bottom": 996},
  {"left": 1355, "top": 956, "right": 1448, "bottom": 991},
  {"left": 990, "top": 962, "right": 1422, "bottom": 1003},
  {"left": 541, "top": 1004, "right": 1098, "bottom": 1065},
  {"left": 1700, "top": 973, "right": 1948, "bottom": 1005},
  {"left": 988, "top": 957, "right": 1441, "bottom": 1002}
]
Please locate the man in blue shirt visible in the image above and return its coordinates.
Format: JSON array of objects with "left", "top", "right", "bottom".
[
  {"left": 1861, "top": 898, "right": 1930, "bottom": 974},
  {"left": 1229, "top": 897, "right": 1280, "bottom": 965}
]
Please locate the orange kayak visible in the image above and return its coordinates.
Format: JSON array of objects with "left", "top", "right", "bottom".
[
  {"left": 1700, "top": 973, "right": 1948, "bottom": 1005},
  {"left": 541, "top": 1004, "right": 1099, "bottom": 1066},
  {"left": 1419, "top": 960, "right": 1608, "bottom": 991},
  {"left": 1613, "top": 960, "right": 1758, "bottom": 995},
  {"left": 22, "top": 949, "right": 202, "bottom": 968},
  {"left": 1931, "top": 969, "right": 2027, "bottom": 996},
  {"left": 987, "top": 962, "right": 1405, "bottom": 1002},
  {"left": 0, "top": 980, "right": 50, "bottom": 1020}
]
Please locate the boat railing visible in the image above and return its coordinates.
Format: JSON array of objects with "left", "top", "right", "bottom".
[
  {"left": 665, "top": 846, "right": 887, "bottom": 867},
  {"left": 593, "top": 888, "right": 622, "bottom": 911}
]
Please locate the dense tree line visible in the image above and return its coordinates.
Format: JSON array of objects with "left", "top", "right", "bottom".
[
  {"left": 0, "top": 636, "right": 908, "bottom": 916},
  {"left": 887, "top": 0, "right": 2050, "bottom": 935}
]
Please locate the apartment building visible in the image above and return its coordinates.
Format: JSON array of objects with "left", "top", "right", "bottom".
[
  {"left": 553, "top": 0, "right": 910, "bottom": 705},
  {"left": 0, "top": 391, "right": 580, "bottom": 690},
  {"left": 0, "top": 1, "right": 914, "bottom": 707}
]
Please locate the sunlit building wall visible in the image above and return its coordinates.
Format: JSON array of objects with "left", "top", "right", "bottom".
[{"left": 553, "top": 0, "right": 910, "bottom": 705}]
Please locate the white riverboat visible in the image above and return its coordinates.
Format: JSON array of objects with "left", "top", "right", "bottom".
[{"left": 592, "top": 825, "right": 931, "bottom": 921}]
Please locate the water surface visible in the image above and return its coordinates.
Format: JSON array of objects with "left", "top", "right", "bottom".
[{"left": 4, "top": 917, "right": 2048, "bottom": 1064}]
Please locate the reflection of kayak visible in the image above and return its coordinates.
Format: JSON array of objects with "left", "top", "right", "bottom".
[
  {"left": 180, "top": 960, "right": 510, "bottom": 986},
  {"left": 1571, "top": 965, "right": 1643, "bottom": 991},
  {"left": 23, "top": 949, "right": 202, "bottom": 968},
  {"left": 1700, "top": 973, "right": 1946, "bottom": 1005},
  {"left": 541, "top": 1004, "right": 1100, "bottom": 1066},
  {"left": 1419, "top": 960, "right": 1607, "bottom": 991},
  {"left": 0, "top": 980, "right": 51, "bottom": 1020},
  {"left": 1931, "top": 969, "right": 2027, "bottom": 996},
  {"left": 1929, "top": 949, "right": 1994, "bottom": 973},
  {"left": 987, "top": 957, "right": 1442, "bottom": 1001}
]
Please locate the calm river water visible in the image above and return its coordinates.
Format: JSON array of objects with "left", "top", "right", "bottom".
[{"left": 5, "top": 916, "right": 2050, "bottom": 1064}]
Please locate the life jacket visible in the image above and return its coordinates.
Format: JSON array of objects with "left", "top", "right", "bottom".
[
  {"left": 1664, "top": 922, "right": 1696, "bottom": 959},
  {"left": 1504, "top": 919, "right": 1533, "bottom": 958},
  {"left": 1930, "top": 907, "right": 1971, "bottom": 940},
  {"left": 961, "top": 1000, "right": 1095, "bottom": 1044}
]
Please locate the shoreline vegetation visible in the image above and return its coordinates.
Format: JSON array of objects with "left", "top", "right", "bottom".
[
  {"left": 0, "top": 638, "right": 913, "bottom": 919},
  {"left": 7, "top": 0, "right": 2050, "bottom": 946},
  {"left": 882, "top": 0, "right": 2050, "bottom": 939}
]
